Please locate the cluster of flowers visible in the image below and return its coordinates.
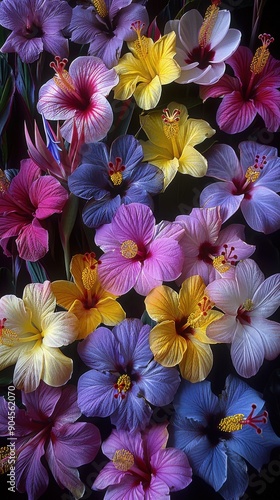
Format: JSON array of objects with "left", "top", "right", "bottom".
[{"left": 0, "top": 0, "right": 280, "bottom": 499}]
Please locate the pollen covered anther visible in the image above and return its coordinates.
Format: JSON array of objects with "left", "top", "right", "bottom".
[
  {"left": 198, "top": 0, "right": 221, "bottom": 48},
  {"left": 113, "top": 449, "right": 134, "bottom": 471},
  {"left": 0, "top": 169, "right": 10, "bottom": 193},
  {"left": 218, "top": 404, "right": 268, "bottom": 434},
  {"left": 0, "top": 318, "right": 18, "bottom": 347},
  {"left": 114, "top": 374, "right": 132, "bottom": 399},
  {"left": 130, "top": 21, "right": 149, "bottom": 58},
  {"left": 91, "top": 0, "right": 108, "bottom": 18},
  {"left": 108, "top": 157, "right": 125, "bottom": 186},
  {"left": 212, "top": 244, "right": 238, "bottom": 272},
  {"left": 120, "top": 240, "right": 138, "bottom": 259},
  {"left": 250, "top": 33, "right": 274, "bottom": 74},
  {"left": 82, "top": 252, "right": 99, "bottom": 290},
  {"left": 162, "top": 108, "right": 181, "bottom": 139}
]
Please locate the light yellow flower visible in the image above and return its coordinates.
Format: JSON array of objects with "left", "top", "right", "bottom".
[
  {"left": 145, "top": 275, "right": 223, "bottom": 383},
  {"left": 0, "top": 281, "right": 78, "bottom": 392},
  {"left": 140, "top": 101, "right": 215, "bottom": 189},
  {"left": 113, "top": 22, "right": 181, "bottom": 110},
  {"left": 51, "top": 253, "right": 126, "bottom": 339}
]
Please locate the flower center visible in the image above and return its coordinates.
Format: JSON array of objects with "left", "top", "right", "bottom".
[
  {"left": 212, "top": 244, "right": 238, "bottom": 273},
  {"left": 108, "top": 157, "right": 125, "bottom": 186},
  {"left": 113, "top": 449, "right": 134, "bottom": 471},
  {"left": 218, "top": 404, "right": 268, "bottom": 434},
  {"left": 50, "top": 57, "right": 87, "bottom": 109},
  {"left": 232, "top": 154, "right": 266, "bottom": 197},
  {"left": 250, "top": 33, "right": 274, "bottom": 75},
  {"left": 114, "top": 374, "right": 132, "bottom": 399},
  {"left": 0, "top": 170, "right": 10, "bottom": 193},
  {"left": 120, "top": 240, "right": 138, "bottom": 259},
  {"left": 130, "top": 21, "right": 149, "bottom": 59},
  {"left": 91, "top": 0, "right": 108, "bottom": 18},
  {"left": 177, "top": 295, "right": 213, "bottom": 335},
  {"left": 198, "top": 0, "right": 221, "bottom": 48},
  {"left": 162, "top": 108, "right": 181, "bottom": 139},
  {"left": 82, "top": 253, "right": 99, "bottom": 290},
  {"left": 0, "top": 318, "right": 18, "bottom": 347}
]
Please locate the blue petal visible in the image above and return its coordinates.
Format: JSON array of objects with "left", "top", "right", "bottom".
[
  {"left": 77, "top": 369, "right": 118, "bottom": 417},
  {"left": 112, "top": 319, "right": 152, "bottom": 370},
  {"left": 218, "top": 447, "right": 248, "bottom": 500},
  {"left": 110, "top": 135, "right": 144, "bottom": 171},
  {"left": 110, "top": 388, "right": 152, "bottom": 431},
  {"left": 138, "top": 361, "right": 180, "bottom": 406},
  {"left": 68, "top": 162, "right": 108, "bottom": 199},
  {"left": 82, "top": 195, "right": 121, "bottom": 228},
  {"left": 173, "top": 379, "right": 220, "bottom": 425},
  {"left": 220, "top": 374, "right": 265, "bottom": 417},
  {"left": 126, "top": 162, "right": 164, "bottom": 193},
  {"left": 77, "top": 327, "right": 120, "bottom": 371}
]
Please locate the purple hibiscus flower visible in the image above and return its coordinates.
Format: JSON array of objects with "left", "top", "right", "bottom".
[
  {"left": 77, "top": 318, "right": 181, "bottom": 431},
  {"left": 200, "top": 36, "right": 280, "bottom": 134},
  {"left": 169, "top": 375, "right": 280, "bottom": 499},
  {"left": 0, "top": 382, "right": 101, "bottom": 499},
  {"left": 68, "top": 135, "right": 163, "bottom": 228},
  {"left": 69, "top": 0, "right": 149, "bottom": 68},
  {"left": 0, "top": 159, "right": 68, "bottom": 261},
  {"left": 94, "top": 202, "right": 184, "bottom": 295},
  {"left": 92, "top": 423, "right": 192, "bottom": 499},
  {"left": 176, "top": 206, "right": 255, "bottom": 285},
  {"left": 205, "top": 259, "right": 280, "bottom": 378},
  {"left": 200, "top": 141, "right": 280, "bottom": 233},
  {"left": 0, "top": 0, "right": 72, "bottom": 63}
]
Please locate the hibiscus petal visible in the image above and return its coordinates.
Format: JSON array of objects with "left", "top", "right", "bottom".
[
  {"left": 206, "top": 277, "right": 240, "bottom": 314},
  {"left": 150, "top": 447, "right": 192, "bottom": 491},
  {"left": 23, "top": 281, "right": 55, "bottom": 329},
  {"left": 51, "top": 421, "right": 100, "bottom": 467},
  {"left": 77, "top": 370, "right": 118, "bottom": 417},
  {"left": 216, "top": 91, "right": 257, "bottom": 133},
  {"left": 230, "top": 322, "right": 265, "bottom": 377},
  {"left": 252, "top": 273, "right": 280, "bottom": 317},
  {"left": 145, "top": 285, "right": 179, "bottom": 322},
  {"left": 40, "top": 345, "right": 73, "bottom": 387},
  {"left": 16, "top": 219, "right": 49, "bottom": 261},
  {"left": 213, "top": 28, "right": 241, "bottom": 63},
  {"left": 16, "top": 435, "right": 49, "bottom": 498},
  {"left": 200, "top": 181, "right": 243, "bottom": 222},
  {"left": 149, "top": 321, "right": 187, "bottom": 366},
  {"left": 30, "top": 176, "right": 68, "bottom": 218},
  {"left": 98, "top": 251, "right": 141, "bottom": 295},
  {"left": 241, "top": 185, "right": 280, "bottom": 233},
  {"left": 144, "top": 238, "right": 183, "bottom": 281},
  {"left": 179, "top": 339, "right": 213, "bottom": 382}
]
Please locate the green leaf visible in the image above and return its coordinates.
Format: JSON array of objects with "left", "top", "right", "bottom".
[
  {"left": 0, "top": 55, "right": 15, "bottom": 137},
  {"left": 26, "top": 260, "right": 48, "bottom": 283},
  {"left": 15, "top": 56, "right": 35, "bottom": 115},
  {"left": 59, "top": 193, "right": 79, "bottom": 280}
]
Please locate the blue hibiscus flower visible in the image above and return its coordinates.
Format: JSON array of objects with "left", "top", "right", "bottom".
[{"left": 68, "top": 135, "right": 163, "bottom": 228}]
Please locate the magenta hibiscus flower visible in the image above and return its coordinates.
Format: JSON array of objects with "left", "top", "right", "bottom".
[
  {"left": 37, "top": 56, "right": 118, "bottom": 144},
  {"left": 176, "top": 206, "right": 255, "bottom": 285},
  {"left": 200, "top": 141, "right": 280, "bottom": 233},
  {"left": 0, "top": 0, "right": 71, "bottom": 63},
  {"left": 95, "top": 202, "right": 184, "bottom": 295},
  {"left": 0, "top": 160, "right": 68, "bottom": 261},
  {"left": 206, "top": 259, "right": 280, "bottom": 378},
  {"left": 200, "top": 34, "right": 280, "bottom": 133},
  {"left": 92, "top": 423, "right": 192, "bottom": 499},
  {"left": 0, "top": 383, "right": 101, "bottom": 499}
]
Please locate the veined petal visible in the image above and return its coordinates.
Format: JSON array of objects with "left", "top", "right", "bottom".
[
  {"left": 98, "top": 251, "right": 141, "bottom": 295},
  {"left": 216, "top": 91, "right": 257, "bottom": 134},
  {"left": 23, "top": 281, "right": 55, "bottom": 330},
  {"left": 133, "top": 75, "right": 162, "bottom": 110},
  {"left": 69, "top": 300, "right": 102, "bottom": 339},
  {"left": 16, "top": 219, "right": 49, "bottom": 262},
  {"left": 96, "top": 297, "right": 126, "bottom": 327},
  {"left": 251, "top": 273, "right": 280, "bottom": 317},
  {"left": 200, "top": 181, "right": 243, "bottom": 222},
  {"left": 241, "top": 186, "right": 280, "bottom": 234},
  {"left": 145, "top": 285, "right": 179, "bottom": 322},
  {"left": 150, "top": 447, "right": 192, "bottom": 491},
  {"left": 41, "top": 311, "right": 78, "bottom": 347},
  {"left": 51, "top": 281, "right": 83, "bottom": 310},
  {"left": 206, "top": 314, "right": 238, "bottom": 343},
  {"left": 149, "top": 321, "right": 187, "bottom": 366},
  {"left": 178, "top": 145, "right": 208, "bottom": 177},
  {"left": 13, "top": 343, "right": 43, "bottom": 392},
  {"left": 40, "top": 345, "right": 73, "bottom": 387},
  {"left": 151, "top": 32, "right": 181, "bottom": 84},
  {"left": 179, "top": 275, "right": 206, "bottom": 316},
  {"left": 179, "top": 338, "right": 213, "bottom": 382},
  {"left": 230, "top": 322, "right": 265, "bottom": 377},
  {"left": 182, "top": 117, "right": 215, "bottom": 147},
  {"left": 0, "top": 294, "right": 32, "bottom": 334}
]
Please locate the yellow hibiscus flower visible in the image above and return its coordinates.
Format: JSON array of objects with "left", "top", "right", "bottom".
[
  {"left": 144, "top": 275, "right": 223, "bottom": 383},
  {"left": 113, "top": 22, "right": 181, "bottom": 110},
  {"left": 51, "top": 253, "right": 126, "bottom": 339},
  {"left": 140, "top": 101, "right": 215, "bottom": 189},
  {"left": 0, "top": 281, "right": 78, "bottom": 392}
]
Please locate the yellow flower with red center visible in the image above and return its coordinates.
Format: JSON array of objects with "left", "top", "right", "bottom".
[
  {"left": 145, "top": 275, "right": 223, "bottom": 382},
  {"left": 51, "top": 253, "right": 125, "bottom": 339}
]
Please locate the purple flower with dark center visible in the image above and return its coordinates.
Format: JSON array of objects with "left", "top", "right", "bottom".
[
  {"left": 0, "top": 382, "right": 101, "bottom": 499},
  {"left": 92, "top": 423, "right": 192, "bottom": 499},
  {"left": 69, "top": 0, "right": 149, "bottom": 68},
  {"left": 68, "top": 135, "right": 163, "bottom": 228},
  {"left": 176, "top": 206, "right": 255, "bottom": 285},
  {"left": 77, "top": 318, "right": 181, "bottom": 431},
  {"left": 169, "top": 375, "right": 280, "bottom": 499},
  {"left": 0, "top": 0, "right": 72, "bottom": 64},
  {"left": 94, "top": 202, "right": 184, "bottom": 296},
  {"left": 200, "top": 141, "right": 280, "bottom": 234}
]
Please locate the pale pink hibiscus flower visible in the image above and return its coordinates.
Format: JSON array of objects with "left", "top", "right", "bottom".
[
  {"left": 37, "top": 56, "right": 118, "bottom": 144},
  {"left": 164, "top": 2, "right": 241, "bottom": 85},
  {"left": 200, "top": 34, "right": 280, "bottom": 133},
  {"left": 0, "top": 159, "right": 68, "bottom": 261},
  {"left": 206, "top": 259, "right": 280, "bottom": 378},
  {"left": 176, "top": 206, "right": 255, "bottom": 285},
  {"left": 92, "top": 423, "right": 192, "bottom": 499},
  {"left": 95, "top": 202, "right": 184, "bottom": 296}
]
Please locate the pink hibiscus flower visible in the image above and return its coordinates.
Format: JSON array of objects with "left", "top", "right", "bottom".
[
  {"left": 95, "top": 202, "right": 184, "bottom": 296},
  {"left": 0, "top": 382, "right": 101, "bottom": 499},
  {"left": 37, "top": 56, "right": 118, "bottom": 144},
  {"left": 200, "top": 34, "right": 280, "bottom": 133},
  {"left": 92, "top": 423, "right": 192, "bottom": 499},
  {"left": 206, "top": 259, "right": 280, "bottom": 378},
  {"left": 176, "top": 206, "right": 255, "bottom": 285},
  {"left": 0, "top": 159, "right": 68, "bottom": 261}
]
